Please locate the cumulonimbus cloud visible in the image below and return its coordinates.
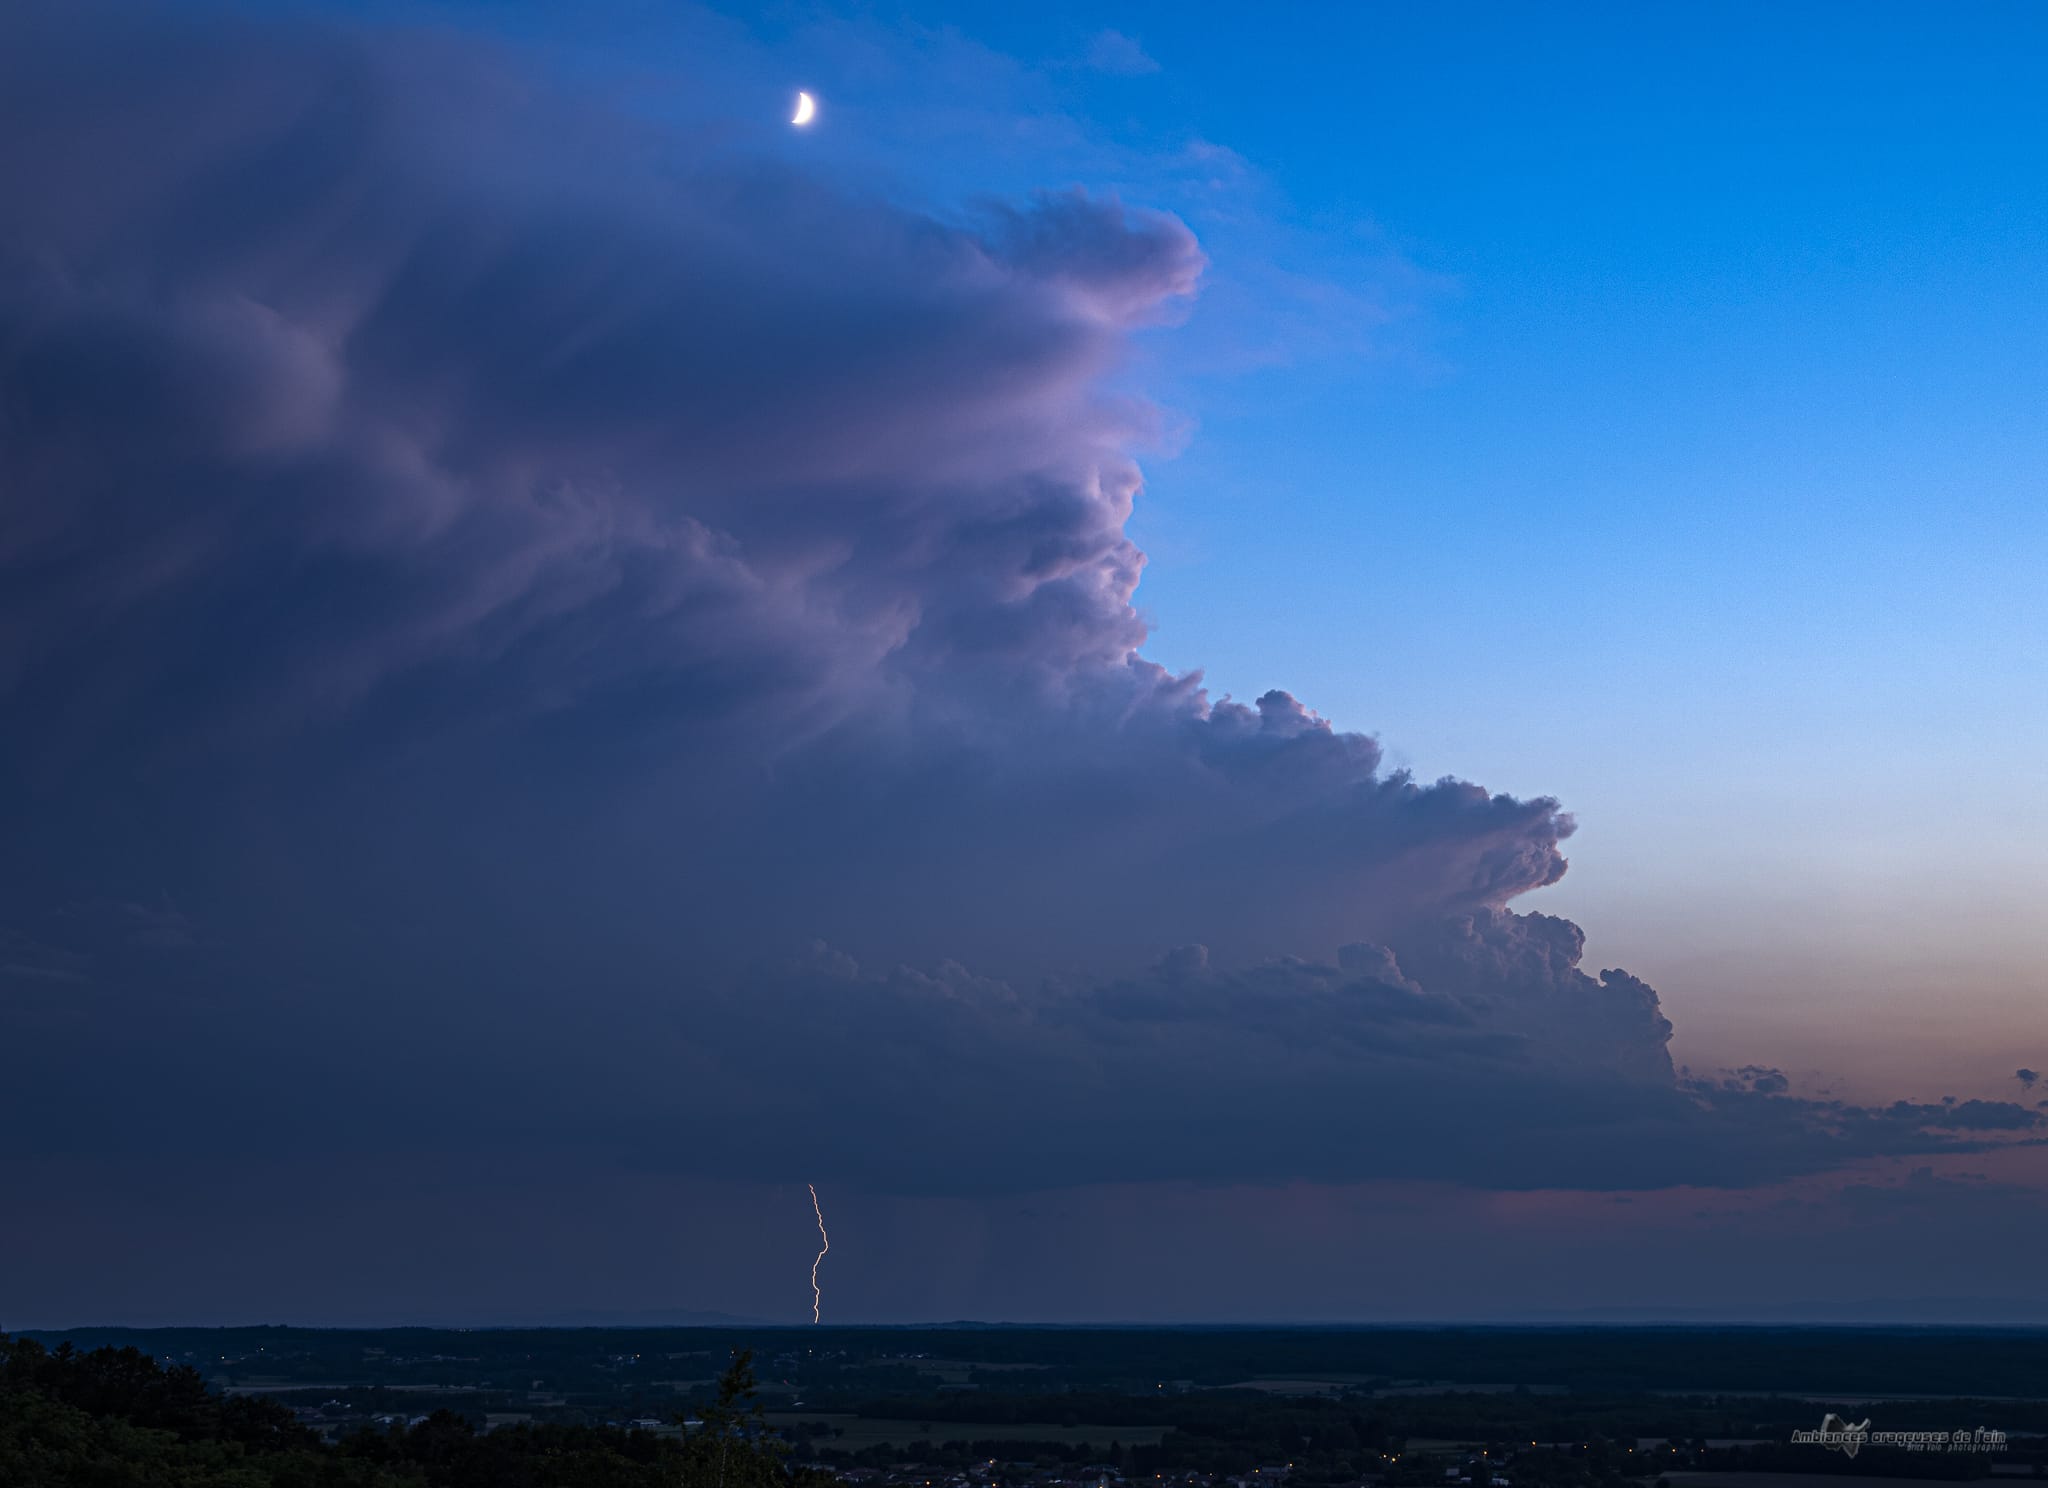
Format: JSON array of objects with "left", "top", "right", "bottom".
[{"left": 0, "top": 2, "right": 2034, "bottom": 1200}]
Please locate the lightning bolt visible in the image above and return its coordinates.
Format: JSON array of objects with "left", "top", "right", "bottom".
[{"left": 807, "top": 1183, "right": 830, "bottom": 1324}]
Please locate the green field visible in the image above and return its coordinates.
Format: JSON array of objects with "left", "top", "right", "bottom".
[
  {"left": 894, "top": 1359, "right": 1054, "bottom": 1387},
  {"left": 765, "top": 1413, "right": 1167, "bottom": 1450}
]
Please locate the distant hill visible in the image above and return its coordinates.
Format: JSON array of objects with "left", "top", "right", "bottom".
[
  {"left": 479, "top": 1308, "right": 771, "bottom": 1328},
  {"left": 1511, "top": 1298, "right": 2048, "bottom": 1326}
]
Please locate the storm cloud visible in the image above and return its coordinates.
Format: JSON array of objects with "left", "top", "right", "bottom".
[{"left": 1, "top": 0, "right": 2034, "bottom": 1219}]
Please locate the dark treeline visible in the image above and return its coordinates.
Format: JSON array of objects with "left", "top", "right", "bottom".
[{"left": 0, "top": 1332, "right": 823, "bottom": 1488}]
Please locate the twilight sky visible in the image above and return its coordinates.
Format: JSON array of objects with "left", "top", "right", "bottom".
[{"left": 3, "top": 0, "right": 2046, "bottom": 1327}]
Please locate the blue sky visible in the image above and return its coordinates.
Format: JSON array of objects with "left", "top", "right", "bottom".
[{"left": 675, "top": 0, "right": 2048, "bottom": 1090}]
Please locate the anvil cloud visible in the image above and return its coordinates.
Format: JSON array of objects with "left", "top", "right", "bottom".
[{"left": 0, "top": 1, "right": 2034, "bottom": 1233}]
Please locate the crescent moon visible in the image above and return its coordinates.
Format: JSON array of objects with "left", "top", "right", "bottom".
[{"left": 792, "top": 91, "right": 816, "bottom": 126}]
